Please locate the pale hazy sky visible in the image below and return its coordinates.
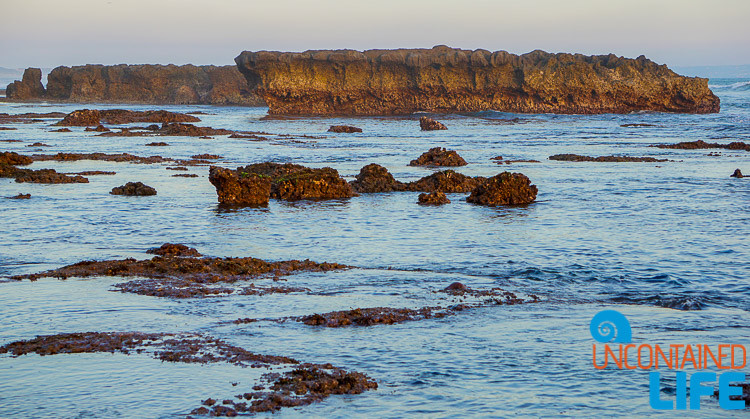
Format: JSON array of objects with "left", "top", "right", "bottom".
[{"left": 1, "top": 0, "right": 748, "bottom": 69}]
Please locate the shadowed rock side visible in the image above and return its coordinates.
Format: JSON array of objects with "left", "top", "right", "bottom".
[
  {"left": 235, "top": 46, "right": 719, "bottom": 115},
  {"left": 5, "top": 68, "right": 45, "bottom": 100},
  {"left": 6, "top": 65, "right": 265, "bottom": 106}
]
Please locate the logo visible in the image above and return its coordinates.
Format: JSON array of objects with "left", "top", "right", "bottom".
[{"left": 589, "top": 310, "right": 747, "bottom": 410}]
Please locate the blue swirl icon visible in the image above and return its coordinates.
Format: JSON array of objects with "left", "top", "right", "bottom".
[{"left": 590, "top": 310, "right": 632, "bottom": 343}]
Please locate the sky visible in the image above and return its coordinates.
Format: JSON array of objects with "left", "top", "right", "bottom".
[{"left": 1, "top": 0, "right": 748, "bottom": 69}]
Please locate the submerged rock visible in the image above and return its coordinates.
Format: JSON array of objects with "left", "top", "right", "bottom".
[
  {"left": 235, "top": 46, "right": 719, "bottom": 115},
  {"left": 349, "top": 163, "right": 407, "bottom": 193},
  {"left": 419, "top": 117, "right": 448, "bottom": 131},
  {"left": 418, "top": 191, "right": 450, "bottom": 205},
  {"left": 466, "top": 172, "right": 537, "bottom": 206},
  {"left": 208, "top": 166, "right": 272, "bottom": 206},
  {"left": 731, "top": 169, "right": 744, "bottom": 178},
  {"left": 6, "top": 193, "right": 31, "bottom": 199},
  {"left": 110, "top": 182, "right": 157, "bottom": 196},
  {"left": 549, "top": 154, "right": 669, "bottom": 162},
  {"left": 328, "top": 125, "right": 362, "bottom": 133},
  {"left": 654, "top": 140, "right": 750, "bottom": 151},
  {"left": 409, "top": 147, "right": 466, "bottom": 166}
]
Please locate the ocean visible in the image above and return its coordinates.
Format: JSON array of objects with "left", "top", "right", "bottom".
[{"left": 0, "top": 77, "right": 748, "bottom": 417}]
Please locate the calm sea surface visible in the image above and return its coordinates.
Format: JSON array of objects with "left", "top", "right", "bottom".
[{"left": 0, "top": 79, "right": 748, "bottom": 417}]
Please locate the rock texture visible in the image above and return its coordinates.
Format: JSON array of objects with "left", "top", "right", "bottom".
[
  {"left": 209, "top": 163, "right": 354, "bottom": 205},
  {"left": 208, "top": 166, "right": 272, "bottom": 206},
  {"left": 420, "top": 117, "right": 447, "bottom": 131},
  {"left": 409, "top": 147, "right": 467, "bottom": 166},
  {"left": 235, "top": 46, "right": 719, "bottom": 115},
  {"left": 110, "top": 182, "right": 157, "bottom": 196},
  {"left": 6, "top": 65, "right": 265, "bottom": 106},
  {"left": 466, "top": 172, "right": 537, "bottom": 206},
  {"left": 5, "top": 68, "right": 45, "bottom": 100},
  {"left": 418, "top": 192, "right": 450, "bottom": 205}
]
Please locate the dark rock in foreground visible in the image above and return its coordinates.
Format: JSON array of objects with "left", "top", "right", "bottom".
[
  {"left": 209, "top": 166, "right": 272, "bottom": 206},
  {"left": 328, "top": 125, "right": 362, "bottom": 133},
  {"left": 654, "top": 140, "right": 750, "bottom": 151},
  {"left": 418, "top": 191, "right": 450, "bottom": 205},
  {"left": 409, "top": 147, "right": 467, "bottom": 166},
  {"left": 235, "top": 46, "right": 719, "bottom": 115},
  {"left": 7, "top": 64, "right": 265, "bottom": 106},
  {"left": 419, "top": 116, "right": 447, "bottom": 131},
  {"left": 549, "top": 154, "right": 669, "bottom": 162},
  {"left": 349, "top": 163, "right": 407, "bottom": 193},
  {"left": 731, "top": 169, "right": 744, "bottom": 178},
  {"left": 110, "top": 182, "right": 157, "bottom": 196},
  {"left": 466, "top": 172, "right": 537, "bottom": 206}
]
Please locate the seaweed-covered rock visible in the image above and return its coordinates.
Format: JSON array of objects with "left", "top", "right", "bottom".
[
  {"left": 208, "top": 166, "right": 271, "bottom": 206},
  {"left": 0, "top": 151, "right": 33, "bottom": 166},
  {"left": 328, "top": 125, "right": 362, "bottom": 133},
  {"left": 349, "top": 163, "right": 406, "bottom": 193},
  {"left": 466, "top": 172, "right": 537, "bottom": 206},
  {"left": 147, "top": 243, "right": 202, "bottom": 257},
  {"left": 419, "top": 117, "right": 448, "bottom": 131},
  {"left": 409, "top": 147, "right": 466, "bottom": 166},
  {"left": 110, "top": 182, "right": 157, "bottom": 196},
  {"left": 55, "top": 109, "right": 200, "bottom": 126},
  {"left": 407, "top": 170, "right": 483, "bottom": 193},
  {"left": 272, "top": 167, "right": 354, "bottom": 201},
  {"left": 418, "top": 191, "right": 450, "bottom": 205}
]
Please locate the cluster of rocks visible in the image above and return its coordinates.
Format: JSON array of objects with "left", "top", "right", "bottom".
[
  {"left": 210, "top": 156, "right": 537, "bottom": 207},
  {"left": 654, "top": 140, "right": 750, "bottom": 151},
  {"left": 0, "top": 151, "right": 89, "bottom": 184}
]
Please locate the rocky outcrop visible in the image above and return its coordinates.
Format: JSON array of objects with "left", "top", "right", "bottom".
[
  {"left": 349, "top": 163, "right": 407, "bottom": 193},
  {"left": 654, "top": 140, "right": 750, "bottom": 151},
  {"left": 407, "top": 170, "right": 483, "bottom": 193},
  {"left": 7, "top": 65, "right": 265, "bottom": 106},
  {"left": 418, "top": 192, "right": 450, "bottom": 205},
  {"left": 235, "top": 46, "right": 719, "bottom": 115},
  {"left": 209, "top": 163, "right": 354, "bottom": 205},
  {"left": 419, "top": 117, "right": 447, "bottom": 131},
  {"left": 731, "top": 169, "right": 744, "bottom": 178},
  {"left": 5, "top": 68, "right": 45, "bottom": 100},
  {"left": 409, "top": 147, "right": 467, "bottom": 167},
  {"left": 466, "top": 172, "right": 537, "bottom": 206},
  {"left": 208, "top": 166, "right": 272, "bottom": 206},
  {"left": 110, "top": 182, "right": 157, "bottom": 196},
  {"left": 328, "top": 125, "right": 362, "bottom": 133},
  {"left": 55, "top": 109, "right": 200, "bottom": 126}
]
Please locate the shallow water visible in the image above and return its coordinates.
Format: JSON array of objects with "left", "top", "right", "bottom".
[{"left": 0, "top": 77, "right": 749, "bottom": 417}]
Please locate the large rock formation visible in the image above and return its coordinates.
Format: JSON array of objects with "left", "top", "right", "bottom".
[
  {"left": 5, "top": 68, "right": 45, "bottom": 100},
  {"left": 235, "top": 46, "right": 719, "bottom": 115},
  {"left": 6, "top": 65, "right": 264, "bottom": 106}
]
